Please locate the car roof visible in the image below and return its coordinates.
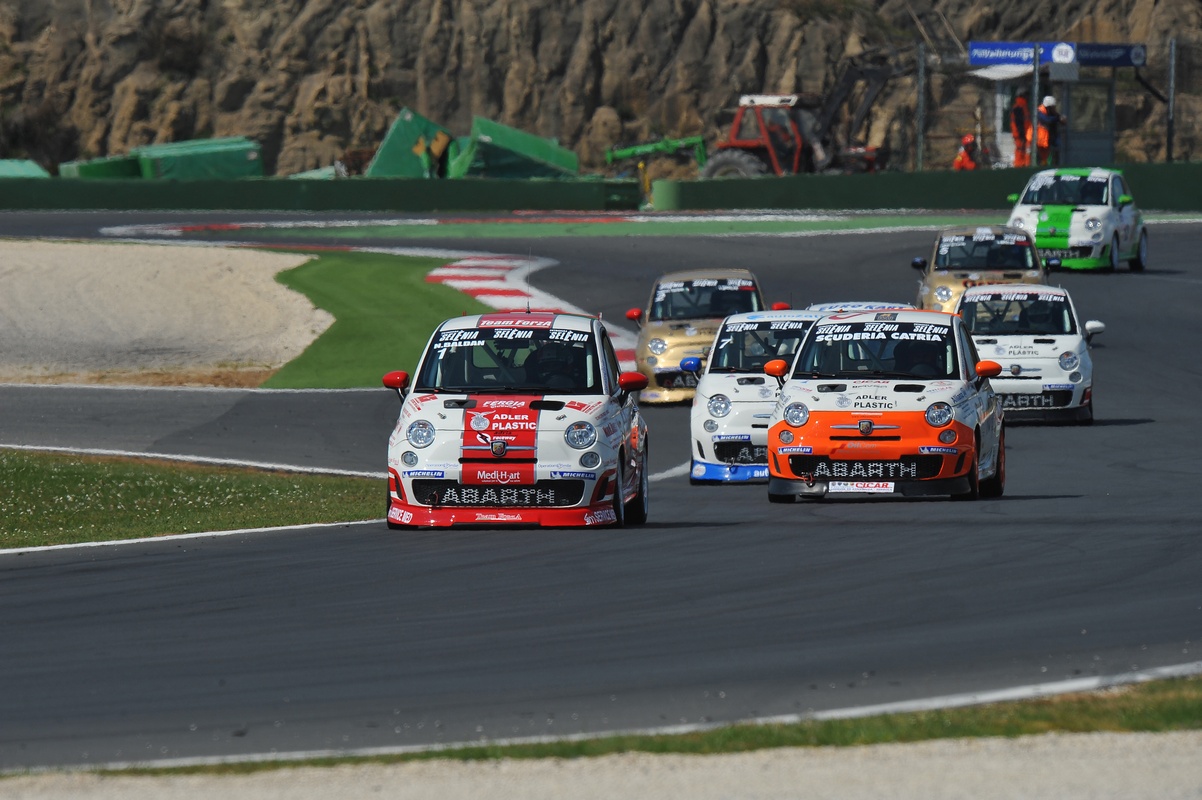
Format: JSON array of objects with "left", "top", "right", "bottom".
[
  {"left": 806, "top": 301, "right": 916, "bottom": 312},
  {"left": 960, "top": 283, "right": 1069, "bottom": 299},
  {"left": 654, "top": 268, "right": 759, "bottom": 283},
  {"left": 720, "top": 309, "right": 825, "bottom": 324},
  {"left": 1030, "top": 167, "right": 1120, "bottom": 180},
  {"left": 934, "top": 224, "right": 1031, "bottom": 239},
  {"left": 816, "top": 309, "right": 955, "bottom": 326},
  {"left": 437, "top": 311, "right": 595, "bottom": 332}
]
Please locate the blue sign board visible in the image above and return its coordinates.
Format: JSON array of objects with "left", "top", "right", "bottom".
[{"left": 970, "top": 41, "right": 1145, "bottom": 67}]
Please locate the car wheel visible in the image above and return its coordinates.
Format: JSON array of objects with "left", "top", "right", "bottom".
[
  {"left": 1107, "top": 234, "right": 1121, "bottom": 271},
  {"left": 385, "top": 489, "right": 406, "bottom": 530},
  {"left": 768, "top": 491, "right": 796, "bottom": 503},
  {"left": 1129, "top": 229, "right": 1148, "bottom": 272},
  {"left": 980, "top": 429, "right": 1006, "bottom": 499},
  {"left": 625, "top": 446, "right": 650, "bottom": 525},
  {"left": 700, "top": 149, "right": 769, "bottom": 179},
  {"left": 1077, "top": 395, "right": 1094, "bottom": 426},
  {"left": 611, "top": 459, "right": 627, "bottom": 528}
]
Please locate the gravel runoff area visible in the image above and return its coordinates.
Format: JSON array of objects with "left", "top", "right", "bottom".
[{"left": 2, "top": 239, "right": 1200, "bottom": 798}]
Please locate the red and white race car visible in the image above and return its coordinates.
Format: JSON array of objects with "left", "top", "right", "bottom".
[{"left": 382, "top": 312, "right": 650, "bottom": 528}]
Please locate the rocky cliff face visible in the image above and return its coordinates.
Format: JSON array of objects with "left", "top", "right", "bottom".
[{"left": 0, "top": 0, "right": 1197, "bottom": 176}]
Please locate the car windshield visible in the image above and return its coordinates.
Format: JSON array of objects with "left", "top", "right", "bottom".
[
  {"left": 793, "top": 319, "right": 958, "bottom": 380},
  {"left": 960, "top": 291, "right": 1077, "bottom": 335},
  {"left": 1021, "top": 173, "right": 1109, "bottom": 206},
  {"left": 416, "top": 327, "right": 603, "bottom": 394},
  {"left": 933, "top": 234, "right": 1036, "bottom": 270},
  {"left": 648, "top": 278, "right": 763, "bottom": 321},
  {"left": 709, "top": 319, "right": 814, "bottom": 373}
]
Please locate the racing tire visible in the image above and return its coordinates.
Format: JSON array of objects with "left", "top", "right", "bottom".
[
  {"left": 611, "top": 460, "right": 627, "bottom": 528},
  {"left": 1107, "top": 235, "right": 1121, "bottom": 271},
  {"left": 1077, "top": 397, "right": 1094, "bottom": 426},
  {"left": 700, "top": 149, "right": 769, "bottom": 179},
  {"left": 767, "top": 491, "right": 797, "bottom": 504},
  {"left": 1129, "top": 229, "right": 1148, "bottom": 272},
  {"left": 625, "top": 448, "right": 650, "bottom": 525},
  {"left": 979, "top": 430, "right": 1006, "bottom": 499},
  {"left": 385, "top": 490, "right": 407, "bottom": 530}
]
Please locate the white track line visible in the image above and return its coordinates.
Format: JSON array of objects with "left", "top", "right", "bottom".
[{"left": 26, "top": 659, "right": 1202, "bottom": 773}]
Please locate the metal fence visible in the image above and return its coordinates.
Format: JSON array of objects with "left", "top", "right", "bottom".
[{"left": 900, "top": 37, "right": 1202, "bottom": 172}]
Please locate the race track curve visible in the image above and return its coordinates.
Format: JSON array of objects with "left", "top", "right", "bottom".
[{"left": 1, "top": 212, "right": 1200, "bottom": 771}]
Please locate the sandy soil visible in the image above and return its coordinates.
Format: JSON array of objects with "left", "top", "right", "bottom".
[
  {"left": 2, "top": 239, "right": 1198, "bottom": 798},
  {"left": 0, "top": 240, "right": 331, "bottom": 386}
]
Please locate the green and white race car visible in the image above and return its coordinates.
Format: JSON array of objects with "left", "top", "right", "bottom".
[{"left": 1006, "top": 168, "right": 1147, "bottom": 272}]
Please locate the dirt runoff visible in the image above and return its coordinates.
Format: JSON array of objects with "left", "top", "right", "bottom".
[{"left": 0, "top": 240, "right": 331, "bottom": 386}]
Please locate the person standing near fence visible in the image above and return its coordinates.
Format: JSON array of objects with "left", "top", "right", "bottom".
[
  {"left": 1037, "top": 96, "right": 1066, "bottom": 166},
  {"left": 953, "top": 134, "right": 980, "bottom": 170},
  {"left": 1010, "top": 90, "right": 1031, "bottom": 167}
]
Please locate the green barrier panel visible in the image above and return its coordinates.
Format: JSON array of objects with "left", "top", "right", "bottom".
[
  {"left": 0, "top": 176, "right": 641, "bottom": 212},
  {"left": 58, "top": 154, "right": 142, "bottom": 179},
  {"left": 366, "top": 109, "right": 455, "bottom": 178},
  {"left": 449, "top": 117, "right": 579, "bottom": 179},
  {"left": 653, "top": 162, "right": 1202, "bottom": 212},
  {"left": 133, "top": 137, "right": 264, "bottom": 179},
  {"left": 0, "top": 160, "right": 50, "bottom": 178}
]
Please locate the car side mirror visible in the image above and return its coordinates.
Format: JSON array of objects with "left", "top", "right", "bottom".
[
  {"left": 1007, "top": 193, "right": 1019, "bottom": 203},
  {"left": 1084, "top": 320, "right": 1105, "bottom": 341},
  {"left": 975, "top": 360, "right": 1002, "bottom": 378},
  {"left": 764, "top": 358, "right": 789, "bottom": 385},
  {"left": 618, "top": 371, "right": 649, "bottom": 393},
  {"left": 625, "top": 307, "right": 644, "bottom": 324},
  {"left": 911, "top": 257, "right": 927, "bottom": 270},
  {"left": 382, "top": 370, "right": 410, "bottom": 395},
  {"left": 680, "top": 357, "right": 702, "bottom": 373},
  {"left": 771, "top": 301, "right": 791, "bottom": 310},
  {"left": 1045, "top": 257, "right": 1062, "bottom": 269},
  {"left": 1119, "top": 194, "right": 1133, "bottom": 207}
]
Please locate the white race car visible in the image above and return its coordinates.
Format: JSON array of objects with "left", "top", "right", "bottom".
[
  {"left": 382, "top": 312, "right": 651, "bottom": 528},
  {"left": 682, "top": 310, "right": 824, "bottom": 483},
  {"left": 957, "top": 284, "right": 1103, "bottom": 424}
]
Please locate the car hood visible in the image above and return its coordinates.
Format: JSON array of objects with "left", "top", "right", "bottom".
[
  {"left": 780, "top": 378, "right": 969, "bottom": 413},
  {"left": 972, "top": 334, "right": 1084, "bottom": 359},
  {"left": 1010, "top": 203, "right": 1109, "bottom": 243},
  {"left": 695, "top": 372, "right": 779, "bottom": 402},
  {"left": 400, "top": 392, "right": 601, "bottom": 434},
  {"left": 641, "top": 318, "right": 722, "bottom": 344}
]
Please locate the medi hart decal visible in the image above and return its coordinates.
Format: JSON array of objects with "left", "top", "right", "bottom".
[{"left": 461, "top": 395, "right": 541, "bottom": 485}]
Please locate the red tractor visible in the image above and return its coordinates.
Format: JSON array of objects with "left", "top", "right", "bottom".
[{"left": 700, "top": 56, "right": 898, "bottom": 178}]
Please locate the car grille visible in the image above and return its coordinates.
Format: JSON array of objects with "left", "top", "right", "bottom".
[
  {"left": 654, "top": 371, "right": 698, "bottom": 390},
  {"left": 787, "top": 455, "right": 944, "bottom": 480},
  {"left": 999, "top": 391, "right": 1074, "bottom": 410},
  {"left": 714, "top": 442, "right": 768, "bottom": 464},
  {"left": 410, "top": 480, "right": 585, "bottom": 507}
]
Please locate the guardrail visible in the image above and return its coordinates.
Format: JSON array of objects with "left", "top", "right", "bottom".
[
  {"left": 3, "top": 163, "right": 1199, "bottom": 213},
  {"left": 0, "top": 177, "right": 642, "bottom": 212},
  {"left": 652, "top": 162, "right": 1202, "bottom": 212}
]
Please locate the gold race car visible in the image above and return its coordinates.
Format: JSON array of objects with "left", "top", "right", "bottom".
[
  {"left": 911, "top": 225, "right": 1049, "bottom": 311},
  {"left": 626, "top": 269, "right": 780, "bottom": 403}
]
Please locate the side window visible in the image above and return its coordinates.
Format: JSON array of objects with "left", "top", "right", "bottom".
[
  {"left": 736, "top": 110, "right": 761, "bottom": 141},
  {"left": 599, "top": 327, "right": 621, "bottom": 393},
  {"left": 958, "top": 325, "right": 979, "bottom": 380},
  {"left": 1110, "top": 177, "right": 1122, "bottom": 207}
]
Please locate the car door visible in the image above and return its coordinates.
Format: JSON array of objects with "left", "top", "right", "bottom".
[
  {"left": 1111, "top": 174, "right": 1135, "bottom": 252},
  {"left": 600, "top": 325, "right": 641, "bottom": 492},
  {"left": 957, "top": 321, "right": 1001, "bottom": 470}
]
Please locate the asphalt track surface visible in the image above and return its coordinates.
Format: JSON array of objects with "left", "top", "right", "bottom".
[{"left": 1, "top": 211, "right": 1201, "bottom": 771}]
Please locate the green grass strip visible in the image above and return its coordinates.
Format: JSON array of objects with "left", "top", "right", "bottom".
[
  {"left": 265, "top": 250, "right": 493, "bottom": 389},
  {"left": 215, "top": 214, "right": 1008, "bottom": 241},
  {"left": 0, "top": 450, "right": 381, "bottom": 548},
  {"left": 99, "top": 676, "right": 1202, "bottom": 776}
]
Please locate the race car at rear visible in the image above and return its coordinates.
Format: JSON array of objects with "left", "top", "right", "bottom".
[
  {"left": 382, "top": 312, "right": 650, "bottom": 528},
  {"left": 764, "top": 309, "right": 1005, "bottom": 501},
  {"left": 626, "top": 269, "right": 771, "bottom": 404},
  {"left": 1006, "top": 167, "right": 1147, "bottom": 271},
  {"left": 806, "top": 301, "right": 916, "bottom": 312},
  {"left": 682, "top": 309, "right": 824, "bottom": 483},
  {"left": 957, "top": 284, "right": 1103, "bottom": 424},
  {"left": 911, "top": 225, "right": 1047, "bottom": 311}
]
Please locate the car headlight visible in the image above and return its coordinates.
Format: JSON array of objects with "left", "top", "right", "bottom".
[
  {"left": 648, "top": 338, "right": 668, "bottom": 355},
  {"left": 925, "top": 402, "right": 953, "bottom": 427},
  {"left": 1084, "top": 217, "right": 1102, "bottom": 231},
  {"left": 934, "top": 286, "right": 953, "bottom": 302},
  {"left": 406, "top": 420, "right": 435, "bottom": 448},
  {"left": 707, "top": 394, "right": 731, "bottom": 418},
  {"left": 1011, "top": 218, "right": 1027, "bottom": 231},
  {"left": 1059, "top": 351, "right": 1080, "bottom": 370},
  {"left": 565, "top": 421, "right": 597, "bottom": 449},
  {"left": 783, "top": 402, "right": 810, "bottom": 427}
]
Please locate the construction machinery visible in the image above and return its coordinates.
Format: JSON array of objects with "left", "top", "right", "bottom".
[{"left": 700, "top": 53, "right": 902, "bottom": 178}]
